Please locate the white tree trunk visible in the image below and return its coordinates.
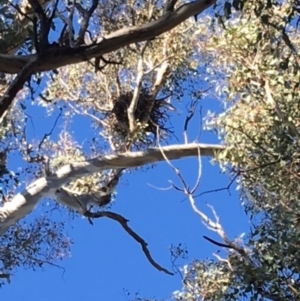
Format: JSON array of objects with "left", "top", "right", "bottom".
[{"left": 0, "top": 143, "right": 224, "bottom": 235}]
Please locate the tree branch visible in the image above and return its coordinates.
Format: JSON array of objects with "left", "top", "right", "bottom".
[
  {"left": 0, "top": 143, "right": 224, "bottom": 236},
  {"left": 127, "top": 44, "right": 147, "bottom": 132},
  {"left": 83, "top": 210, "right": 173, "bottom": 275},
  {"left": 0, "top": 56, "right": 38, "bottom": 124},
  {"left": 203, "top": 235, "right": 233, "bottom": 249},
  {"left": 0, "top": 0, "right": 216, "bottom": 74},
  {"left": 0, "top": 0, "right": 52, "bottom": 55},
  {"left": 75, "top": 0, "right": 98, "bottom": 45}
]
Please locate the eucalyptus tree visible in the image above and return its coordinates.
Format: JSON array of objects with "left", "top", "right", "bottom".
[
  {"left": 170, "top": 1, "right": 300, "bottom": 300},
  {"left": 0, "top": 0, "right": 222, "bottom": 283},
  {"left": 1, "top": 1, "right": 300, "bottom": 300}
]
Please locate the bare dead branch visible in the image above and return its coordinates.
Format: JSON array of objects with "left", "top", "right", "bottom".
[
  {"left": 158, "top": 141, "right": 248, "bottom": 257},
  {"left": 83, "top": 210, "right": 174, "bottom": 275},
  {"left": 193, "top": 173, "right": 239, "bottom": 200}
]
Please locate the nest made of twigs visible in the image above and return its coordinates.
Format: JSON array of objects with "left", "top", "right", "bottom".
[{"left": 105, "top": 89, "right": 173, "bottom": 146}]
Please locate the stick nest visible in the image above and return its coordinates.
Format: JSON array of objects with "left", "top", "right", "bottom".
[{"left": 106, "top": 89, "right": 173, "bottom": 147}]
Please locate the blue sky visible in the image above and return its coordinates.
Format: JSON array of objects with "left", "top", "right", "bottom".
[{"left": 0, "top": 92, "right": 250, "bottom": 300}]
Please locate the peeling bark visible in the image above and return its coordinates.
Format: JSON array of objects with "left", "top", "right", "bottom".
[{"left": 0, "top": 143, "right": 224, "bottom": 235}]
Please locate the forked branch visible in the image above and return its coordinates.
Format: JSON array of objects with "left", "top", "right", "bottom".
[{"left": 0, "top": 143, "right": 225, "bottom": 236}]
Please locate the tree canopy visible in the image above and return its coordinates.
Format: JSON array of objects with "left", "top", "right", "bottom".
[{"left": 1, "top": 0, "right": 300, "bottom": 300}]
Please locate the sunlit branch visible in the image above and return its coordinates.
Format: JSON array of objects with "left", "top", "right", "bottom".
[
  {"left": 127, "top": 44, "right": 147, "bottom": 132},
  {"left": 142, "top": 40, "right": 169, "bottom": 125},
  {"left": 0, "top": 143, "right": 225, "bottom": 236}
]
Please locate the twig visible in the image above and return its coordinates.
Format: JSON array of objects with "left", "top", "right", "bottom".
[
  {"left": 203, "top": 235, "right": 233, "bottom": 249},
  {"left": 213, "top": 252, "right": 233, "bottom": 271},
  {"left": 144, "top": 55, "right": 173, "bottom": 75},
  {"left": 38, "top": 108, "right": 62, "bottom": 149},
  {"left": 147, "top": 183, "right": 173, "bottom": 191},
  {"left": 157, "top": 138, "right": 249, "bottom": 256},
  {"left": 94, "top": 56, "right": 122, "bottom": 73},
  {"left": 193, "top": 157, "right": 282, "bottom": 201},
  {"left": 193, "top": 173, "right": 239, "bottom": 200},
  {"left": 68, "top": 102, "right": 108, "bottom": 127},
  {"left": 83, "top": 210, "right": 174, "bottom": 275}
]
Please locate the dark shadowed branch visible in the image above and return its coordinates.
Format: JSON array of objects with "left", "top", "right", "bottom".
[
  {"left": 0, "top": 0, "right": 216, "bottom": 125},
  {"left": 0, "top": 0, "right": 217, "bottom": 74},
  {"left": 0, "top": 57, "right": 38, "bottom": 124},
  {"left": 83, "top": 210, "right": 174, "bottom": 275},
  {"left": 203, "top": 235, "right": 233, "bottom": 249}
]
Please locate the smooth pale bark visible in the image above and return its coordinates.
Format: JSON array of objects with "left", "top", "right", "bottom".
[
  {"left": 0, "top": 0, "right": 216, "bottom": 74},
  {"left": 0, "top": 143, "right": 224, "bottom": 235}
]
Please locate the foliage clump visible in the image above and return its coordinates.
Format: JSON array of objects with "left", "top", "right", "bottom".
[
  {"left": 0, "top": 216, "right": 72, "bottom": 286},
  {"left": 177, "top": 1, "right": 300, "bottom": 300}
]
